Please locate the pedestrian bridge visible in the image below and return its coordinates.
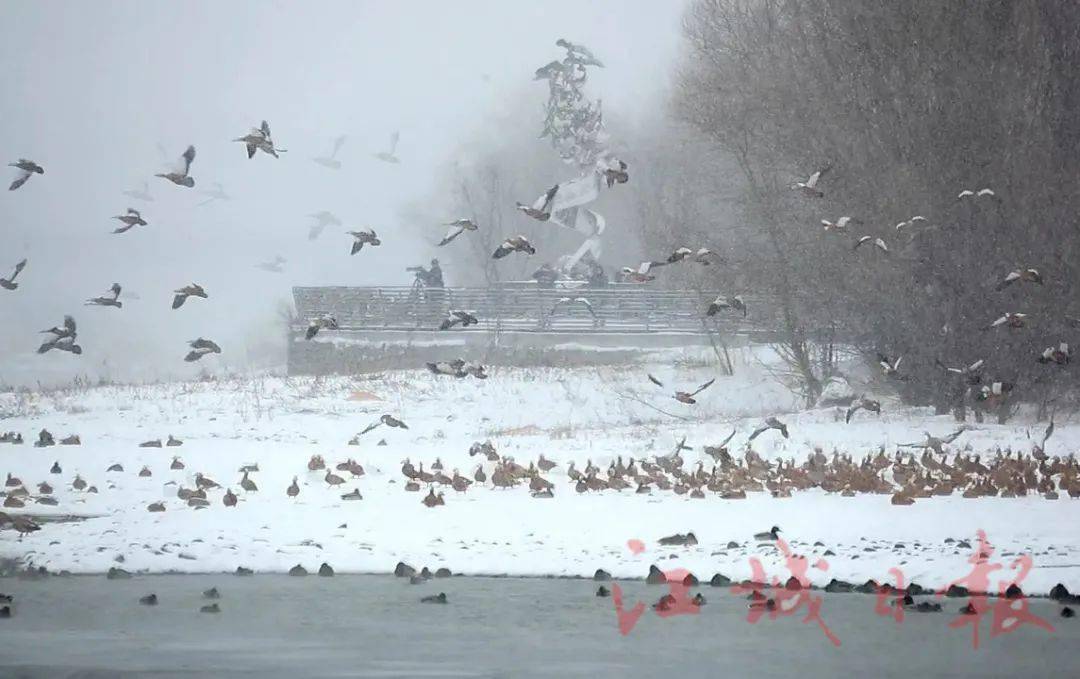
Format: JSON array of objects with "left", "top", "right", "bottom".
[{"left": 288, "top": 284, "right": 773, "bottom": 374}]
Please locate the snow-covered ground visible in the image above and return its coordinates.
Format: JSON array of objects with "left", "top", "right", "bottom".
[{"left": 2, "top": 346, "right": 1079, "bottom": 594}]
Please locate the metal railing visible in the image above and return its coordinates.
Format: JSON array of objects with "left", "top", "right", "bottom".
[{"left": 293, "top": 284, "right": 768, "bottom": 335}]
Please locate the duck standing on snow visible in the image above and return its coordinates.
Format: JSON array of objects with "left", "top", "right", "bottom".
[
  {"left": 754, "top": 526, "right": 781, "bottom": 541},
  {"left": 287, "top": 476, "right": 300, "bottom": 499},
  {"left": 0, "top": 259, "right": 26, "bottom": 291},
  {"left": 8, "top": 158, "right": 44, "bottom": 191},
  {"left": 155, "top": 145, "right": 196, "bottom": 187},
  {"left": 172, "top": 284, "right": 207, "bottom": 309}
]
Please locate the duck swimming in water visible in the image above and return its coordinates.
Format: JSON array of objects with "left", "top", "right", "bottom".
[
  {"left": 753, "top": 526, "right": 781, "bottom": 541},
  {"left": 420, "top": 592, "right": 447, "bottom": 604}
]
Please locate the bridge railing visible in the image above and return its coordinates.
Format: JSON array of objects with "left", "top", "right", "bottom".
[{"left": 292, "top": 284, "right": 770, "bottom": 335}]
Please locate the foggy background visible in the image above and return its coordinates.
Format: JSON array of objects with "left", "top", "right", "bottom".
[{"left": 0, "top": 0, "right": 684, "bottom": 386}]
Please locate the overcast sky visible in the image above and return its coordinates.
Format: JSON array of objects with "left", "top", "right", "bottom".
[{"left": 0, "top": 0, "right": 685, "bottom": 386}]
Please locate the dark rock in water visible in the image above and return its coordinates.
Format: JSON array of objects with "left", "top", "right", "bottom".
[
  {"left": 813, "top": 541, "right": 825, "bottom": 547},
  {"left": 203, "top": 588, "right": 220, "bottom": 599},
  {"left": 646, "top": 565, "right": 666, "bottom": 585},
  {"left": 377, "top": 439, "right": 388, "bottom": 447},
  {"left": 1061, "top": 606, "right": 1075, "bottom": 618},
  {"left": 1059, "top": 594, "right": 1080, "bottom": 605},
  {"left": 854, "top": 579, "right": 880, "bottom": 594},
  {"left": 893, "top": 543, "right": 905, "bottom": 549},
  {"left": 899, "top": 594, "right": 914, "bottom": 607},
  {"left": 914, "top": 601, "right": 942, "bottom": 613},
  {"left": 1049, "top": 583, "right": 1071, "bottom": 601},
  {"left": 944, "top": 538, "right": 955, "bottom": 544},
  {"left": 0, "top": 606, "right": 10, "bottom": 618},
  {"left": 420, "top": 593, "right": 447, "bottom": 604},
  {"left": 824, "top": 579, "right": 853, "bottom": 593},
  {"left": 235, "top": 567, "right": 253, "bottom": 576},
  {"left": 596, "top": 586, "right": 611, "bottom": 597},
  {"left": 682, "top": 573, "right": 699, "bottom": 587},
  {"left": 726, "top": 541, "right": 740, "bottom": 549},
  {"left": 288, "top": 565, "right": 308, "bottom": 577},
  {"left": 409, "top": 575, "right": 426, "bottom": 585},
  {"left": 823, "top": 549, "right": 836, "bottom": 557},
  {"left": 710, "top": 573, "right": 732, "bottom": 587},
  {"left": 318, "top": 563, "right": 334, "bottom": 577},
  {"left": 785, "top": 576, "right": 802, "bottom": 591},
  {"left": 907, "top": 582, "right": 926, "bottom": 596},
  {"left": 434, "top": 567, "right": 451, "bottom": 578},
  {"left": 200, "top": 603, "right": 221, "bottom": 614},
  {"left": 945, "top": 584, "right": 969, "bottom": 598},
  {"left": 419, "top": 567, "right": 433, "bottom": 579},
  {"left": 0, "top": 594, "right": 11, "bottom": 604},
  {"left": 1004, "top": 583, "right": 1023, "bottom": 599},
  {"left": 139, "top": 594, "right": 158, "bottom": 606},
  {"left": 956, "top": 540, "right": 971, "bottom": 549},
  {"left": 394, "top": 562, "right": 416, "bottom": 578},
  {"left": 593, "top": 568, "right": 612, "bottom": 582},
  {"left": 107, "top": 567, "right": 132, "bottom": 580},
  {"left": 959, "top": 602, "right": 977, "bottom": 615}
]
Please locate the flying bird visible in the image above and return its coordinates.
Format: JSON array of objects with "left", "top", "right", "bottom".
[
  {"left": 853, "top": 235, "right": 888, "bottom": 253},
  {"left": 438, "top": 218, "right": 479, "bottom": 246},
  {"left": 314, "top": 135, "right": 347, "bottom": 169},
  {"left": 900, "top": 429, "right": 966, "bottom": 454},
  {"left": 439, "top": 310, "right": 479, "bottom": 331},
  {"left": 845, "top": 396, "right": 882, "bottom": 423},
  {"left": 821, "top": 216, "right": 860, "bottom": 232},
  {"left": 348, "top": 228, "right": 381, "bottom": 254},
  {"left": 0, "top": 259, "right": 26, "bottom": 291},
  {"left": 155, "top": 145, "right": 196, "bottom": 187},
  {"left": 791, "top": 166, "right": 830, "bottom": 198},
  {"left": 995, "top": 268, "right": 1043, "bottom": 290},
  {"left": 647, "top": 374, "right": 716, "bottom": 404},
  {"left": 172, "top": 283, "right": 207, "bottom": 309},
  {"left": 86, "top": 283, "right": 123, "bottom": 308},
  {"left": 358, "top": 414, "right": 408, "bottom": 436},
  {"left": 492, "top": 235, "right": 536, "bottom": 259},
  {"left": 374, "top": 131, "right": 400, "bottom": 163},
  {"left": 184, "top": 338, "right": 222, "bottom": 362},
  {"left": 894, "top": 216, "right": 927, "bottom": 233},
  {"left": 877, "top": 353, "right": 905, "bottom": 379},
  {"left": 41, "top": 315, "right": 76, "bottom": 339},
  {"left": 306, "top": 315, "right": 339, "bottom": 340},
  {"left": 8, "top": 159, "right": 43, "bottom": 191},
  {"left": 985, "top": 312, "right": 1028, "bottom": 330},
  {"left": 307, "top": 211, "right": 342, "bottom": 240},
  {"left": 936, "top": 358, "right": 985, "bottom": 385},
  {"left": 619, "top": 262, "right": 655, "bottom": 283},
  {"left": 516, "top": 184, "right": 559, "bottom": 221},
  {"left": 957, "top": 188, "right": 998, "bottom": 201},
  {"left": 549, "top": 297, "right": 596, "bottom": 318},
  {"left": 602, "top": 159, "right": 628, "bottom": 187},
  {"left": 38, "top": 336, "right": 81, "bottom": 355},
  {"left": 976, "top": 382, "right": 1014, "bottom": 404},
  {"left": 706, "top": 295, "right": 747, "bottom": 317},
  {"left": 749, "top": 417, "right": 789, "bottom": 441},
  {"left": 112, "top": 208, "right": 147, "bottom": 234},
  {"left": 234, "top": 120, "right": 284, "bottom": 159}
]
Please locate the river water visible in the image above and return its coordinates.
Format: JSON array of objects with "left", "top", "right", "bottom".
[{"left": 0, "top": 574, "right": 1075, "bottom": 678}]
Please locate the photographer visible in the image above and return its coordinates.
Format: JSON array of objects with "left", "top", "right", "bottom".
[{"left": 407, "top": 258, "right": 445, "bottom": 288}]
